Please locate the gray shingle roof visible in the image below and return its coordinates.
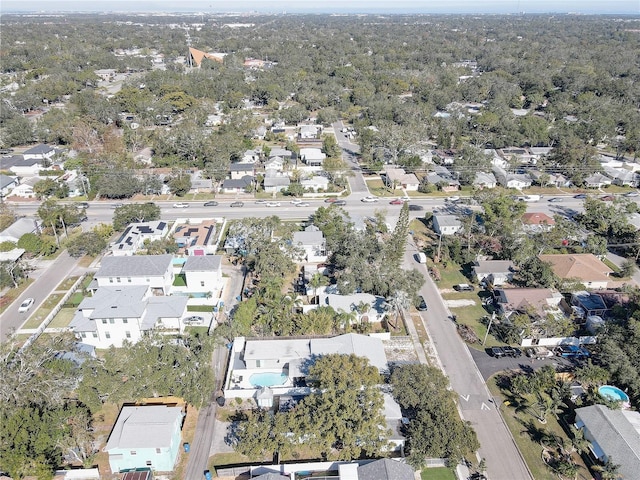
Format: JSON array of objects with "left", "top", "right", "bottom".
[
  {"left": 96, "top": 254, "right": 173, "bottom": 278},
  {"left": 357, "top": 458, "right": 414, "bottom": 480},
  {"left": 105, "top": 405, "right": 183, "bottom": 451},
  {"left": 0, "top": 174, "right": 18, "bottom": 190},
  {"left": 182, "top": 255, "right": 222, "bottom": 272},
  {"left": 576, "top": 404, "right": 640, "bottom": 480},
  {"left": 24, "top": 144, "right": 54, "bottom": 155}
]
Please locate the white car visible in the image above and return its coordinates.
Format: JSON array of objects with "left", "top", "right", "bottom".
[
  {"left": 295, "top": 202, "right": 310, "bottom": 207},
  {"left": 398, "top": 196, "right": 411, "bottom": 202},
  {"left": 173, "top": 202, "right": 189, "bottom": 208},
  {"left": 183, "top": 315, "right": 204, "bottom": 325},
  {"left": 18, "top": 298, "right": 34, "bottom": 313},
  {"left": 446, "top": 196, "right": 460, "bottom": 202},
  {"left": 361, "top": 196, "right": 379, "bottom": 203},
  {"left": 265, "top": 201, "right": 281, "bottom": 207},
  {"left": 290, "top": 199, "right": 304, "bottom": 205}
]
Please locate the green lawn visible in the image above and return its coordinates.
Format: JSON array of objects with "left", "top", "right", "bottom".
[
  {"left": 57, "top": 275, "right": 80, "bottom": 291},
  {"left": 49, "top": 307, "right": 75, "bottom": 328},
  {"left": 23, "top": 294, "right": 64, "bottom": 329},
  {"left": 420, "top": 467, "right": 456, "bottom": 480}
]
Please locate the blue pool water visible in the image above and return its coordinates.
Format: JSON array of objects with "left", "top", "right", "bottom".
[
  {"left": 250, "top": 372, "right": 287, "bottom": 387},
  {"left": 599, "top": 385, "right": 629, "bottom": 403}
]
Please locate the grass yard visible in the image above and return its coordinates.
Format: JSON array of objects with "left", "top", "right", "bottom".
[
  {"left": 56, "top": 275, "right": 80, "bottom": 291},
  {"left": 22, "top": 294, "right": 64, "bottom": 329},
  {"left": 48, "top": 307, "right": 75, "bottom": 328},
  {"left": 420, "top": 467, "right": 456, "bottom": 480},
  {"left": 488, "top": 377, "right": 592, "bottom": 480},
  {"left": 365, "top": 178, "right": 396, "bottom": 197}
]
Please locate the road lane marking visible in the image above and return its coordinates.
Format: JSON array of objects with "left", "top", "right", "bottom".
[
  {"left": 481, "top": 402, "right": 491, "bottom": 411},
  {"left": 460, "top": 394, "right": 470, "bottom": 402}
]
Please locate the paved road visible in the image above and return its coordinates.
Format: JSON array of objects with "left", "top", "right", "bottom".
[
  {"left": 0, "top": 251, "right": 84, "bottom": 341},
  {"left": 469, "top": 346, "right": 575, "bottom": 381},
  {"left": 404, "top": 238, "right": 534, "bottom": 480}
]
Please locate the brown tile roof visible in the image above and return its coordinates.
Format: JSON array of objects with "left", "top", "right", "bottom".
[
  {"left": 538, "top": 253, "right": 613, "bottom": 282},
  {"left": 521, "top": 212, "right": 555, "bottom": 225},
  {"left": 495, "top": 288, "right": 561, "bottom": 317}
]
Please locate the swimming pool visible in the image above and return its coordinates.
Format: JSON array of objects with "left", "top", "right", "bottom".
[
  {"left": 598, "top": 385, "right": 630, "bottom": 403},
  {"left": 250, "top": 372, "right": 287, "bottom": 387}
]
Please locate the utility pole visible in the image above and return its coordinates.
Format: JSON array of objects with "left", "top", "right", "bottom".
[{"left": 483, "top": 312, "right": 496, "bottom": 346}]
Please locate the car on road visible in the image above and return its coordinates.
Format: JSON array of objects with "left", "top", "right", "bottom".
[
  {"left": 183, "top": 315, "right": 204, "bottom": 325},
  {"left": 18, "top": 298, "right": 35, "bottom": 313},
  {"left": 295, "top": 202, "right": 310, "bottom": 207},
  {"left": 573, "top": 193, "right": 588, "bottom": 199},
  {"left": 502, "top": 346, "right": 522, "bottom": 358},
  {"left": 489, "top": 346, "right": 506, "bottom": 358},
  {"left": 600, "top": 195, "right": 615, "bottom": 202},
  {"left": 446, "top": 196, "right": 460, "bottom": 202},
  {"left": 324, "top": 197, "right": 338, "bottom": 203},
  {"left": 203, "top": 201, "right": 219, "bottom": 206},
  {"left": 453, "top": 283, "right": 475, "bottom": 292},
  {"left": 548, "top": 197, "right": 563, "bottom": 203},
  {"left": 78, "top": 202, "right": 90, "bottom": 208},
  {"left": 334, "top": 200, "right": 347, "bottom": 206},
  {"left": 173, "top": 202, "right": 189, "bottom": 208},
  {"left": 265, "top": 201, "right": 281, "bottom": 207},
  {"left": 230, "top": 201, "right": 244, "bottom": 207},
  {"left": 399, "top": 196, "right": 411, "bottom": 201},
  {"left": 554, "top": 345, "right": 590, "bottom": 358},
  {"left": 389, "top": 199, "right": 405, "bottom": 205},
  {"left": 417, "top": 295, "right": 428, "bottom": 311},
  {"left": 111, "top": 203, "right": 124, "bottom": 208},
  {"left": 255, "top": 199, "right": 267, "bottom": 204},
  {"left": 290, "top": 199, "right": 304, "bottom": 205},
  {"left": 361, "top": 196, "right": 379, "bottom": 203},
  {"left": 625, "top": 191, "right": 639, "bottom": 197},
  {"left": 408, "top": 204, "right": 424, "bottom": 211}
]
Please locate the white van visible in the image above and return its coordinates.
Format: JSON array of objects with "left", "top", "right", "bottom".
[
  {"left": 415, "top": 252, "right": 427, "bottom": 264},
  {"left": 517, "top": 194, "right": 540, "bottom": 202}
]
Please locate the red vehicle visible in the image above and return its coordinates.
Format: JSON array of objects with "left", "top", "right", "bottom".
[
  {"left": 325, "top": 197, "right": 338, "bottom": 203},
  {"left": 389, "top": 199, "right": 404, "bottom": 205}
]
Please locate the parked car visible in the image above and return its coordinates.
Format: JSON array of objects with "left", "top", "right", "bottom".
[
  {"left": 18, "top": 298, "right": 35, "bottom": 313},
  {"left": 408, "top": 204, "right": 424, "bottom": 211},
  {"left": 417, "top": 295, "right": 428, "bottom": 311},
  {"left": 334, "top": 200, "right": 347, "bottom": 206},
  {"left": 230, "top": 201, "right": 244, "bottom": 207},
  {"left": 183, "top": 315, "right": 204, "bottom": 325},
  {"left": 453, "top": 283, "right": 475, "bottom": 292},
  {"left": 173, "top": 202, "right": 189, "bottom": 208},
  {"left": 265, "top": 201, "right": 281, "bottom": 207},
  {"left": 502, "top": 346, "right": 522, "bottom": 358},
  {"left": 489, "top": 346, "right": 506, "bottom": 358},
  {"left": 555, "top": 345, "right": 590, "bottom": 358},
  {"left": 204, "top": 201, "right": 219, "bottom": 206},
  {"left": 526, "top": 346, "right": 554, "bottom": 359},
  {"left": 389, "top": 199, "right": 404, "bottom": 205},
  {"left": 548, "top": 197, "right": 563, "bottom": 203}
]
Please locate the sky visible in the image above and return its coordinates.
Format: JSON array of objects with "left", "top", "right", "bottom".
[{"left": 2, "top": 0, "right": 639, "bottom": 14}]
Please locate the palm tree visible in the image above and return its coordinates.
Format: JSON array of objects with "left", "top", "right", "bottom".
[
  {"left": 308, "top": 272, "right": 328, "bottom": 304},
  {"left": 593, "top": 459, "right": 622, "bottom": 480},
  {"left": 353, "top": 301, "right": 372, "bottom": 333},
  {"left": 385, "top": 290, "right": 409, "bottom": 330}
]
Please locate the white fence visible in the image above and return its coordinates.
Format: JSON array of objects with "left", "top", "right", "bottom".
[{"left": 520, "top": 335, "right": 597, "bottom": 348}]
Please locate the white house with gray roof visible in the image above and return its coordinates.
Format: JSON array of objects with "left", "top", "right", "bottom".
[
  {"left": 0, "top": 217, "right": 40, "bottom": 243},
  {"left": 177, "top": 255, "right": 224, "bottom": 299},
  {"left": 575, "top": 404, "right": 640, "bottom": 480},
  {"left": 432, "top": 214, "right": 462, "bottom": 236},
  {"left": 23, "top": 144, "right": 56, "bottom": 161},
  {"left": 93, "top": 254, "right": 174, "bottom": 295},
  {"left": 111, "top": 221, "right": 169, "bottom": 256},
  {"left": 292, "top": 225, "right": 327, "bottom": 263},
  {"left": 69, "top": 285, "right": 188, "bottom": 348},
  {"left": 315, "top": 292, "right": 386, "bottom": 324},
  {"left": 0, "top": 174, "right": 18, "bottom": 197}
]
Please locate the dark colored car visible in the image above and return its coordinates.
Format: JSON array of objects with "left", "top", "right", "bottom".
[
  {"left": 78, "top": 202, "right": 89, "bottom": 208},
  {"left": 574, "top": 193, "right": 588, "bottom": 199},
  {"left": 502, "top": 346, "right": 522, "bottom": 358},
  {"left": 230, "top": 201, "right": 244, "bottom": 207},
  {"left": 408, "top": 204, "right": 424, "bottom": 211},
  {"left": 417, "top": 295, "right": 428, "bottom": 311},
  {"left": 548, "top": 197, "right": 563, "bottom": 203},
  {"left": 489, "top": 346, "right": 506, "bottom": 358},
  {"left": 453, "top": 283, "right": 475, "bottom": 292},
  {"left": 204, "top": 201, "right": 219, "bottom": 206}
]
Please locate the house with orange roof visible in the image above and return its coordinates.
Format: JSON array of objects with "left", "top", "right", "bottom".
[
  {"left": 173, "top": 220, "right": 220, "bottom": 256},
  {"left": 538, "top": 253, "right": 614, "bottom": 289},
  {"left": 521, "top": 212, "right": 555, "bottom": 232}
]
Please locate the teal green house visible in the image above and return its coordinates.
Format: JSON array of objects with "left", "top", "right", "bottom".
[{"left": 105, "top": 405, "right": 184, "bottom": 473}]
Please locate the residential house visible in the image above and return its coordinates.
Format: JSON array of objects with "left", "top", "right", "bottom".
[
  {"left": 112, "top": 221, "right": 169, "bottom": 256},
  {"left": 0, "top": 217, "right": 40, "bottom": 243},
  {"left": 574, "top": 405, "right": 640, "bottom": 480},
  {"left": 473, "top": 171, "right": 497, "bottom": 189},
  {"left": 492, "top": 166, "right": 532, "bottom": 189},
  {"left": 529, "top": 147, "right": 552, "bottom": 161},
  {"left": 69, "top": 285, "right": 188, "bottom": 348},
  {"left": 521, "top": 212, "right": 555, "bottom": 233},
  {"left": 316, "top": 292, "right": 386, "bottom": 323},
  {"left": 264, "top": 156, "right": 286, "bottom": 172},
  {"left": 189, "top": 177, "right": 212, "bottom": 193},
  {"left": 254, "top": 125, "right": 267, "bottom": 140},
  {"left": 93, "top": 254, "right": 174, "bottom": 295},
  {"left": 178, "top": 255, "right": 224, "bottom": 299},
  {"left": 222, "top": 176, "right": 253, "bottom": 193},
  {"left": 425, "top": 166, "right": 460, "bottom": 191},
  {"left": 493, "top": 288, "right": 564, "bottom": 318},
  {"left": 230, "top": 163, "right": 255, "bottom": 180},
  {"left": 529, "top": 169, "right": 571, "bottom": 187},
  {"left": 356, "top": 458, "right": 414, "bottom": 480},
  {"left": 105, "top": 405, "right": 185, "bottom": 473},
  {"left": 292, "top": 225, "right": 327, "bottom": 263},
  {"left": 433, "top": 149, "right": 456, "bottom": 165},
  {"left": 486, "top": 149, "right": 508, "bottom": 168},
  {"left": 299, "top": 148, "right": 326, "bottom": 167},
  {"left": 432, "top": 214, "right": 462, "bottom": 236},
  {"left": 383, "top": 167, "right": 420, "bottom": 191},
  {"left": 269, "top": 148, "right": 293, "bottom": 160},
  {"left": 538, "top": 253, "right": 613, "bottom": 289},
  {"left": 571, "top": 291, "right": 608, "bottom": 317},
  {"left": 300, "top": 175, "right": 329, "bottom": 192},
  {"left": 0, "top": 174, "right": 18, "bottom": 197},
  {"left": 10, "top": 176, "right": 40, "bottom": 198},
  {"left": 472, "top": 259, "right": 516, "bottom": 286},
  {"left": 584, "top": 173, "right": 612, "bottom": 189},
  {"left": 299, "top": 125, "right": 319, "bottom": 139},
  {"left": 2, "top": 154, "right": 46, "bottom": 176},
  {"left": 499, "top": 147, "right": 536, "bottom": 165},
  {"left": 23, "top": 144, "right": 56, "bottom": 162},
  {"left": 173, "top": 220, "right": 219, "bottom": 256},
  {"left": 604, "top": 166, "right": 638, "bottom": 187},
  {"left": 242, "top": 148, "right": 262, "bottom": 164},
  {"left": 264, "top": 172, "right": 290, "bottom": 193}
]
